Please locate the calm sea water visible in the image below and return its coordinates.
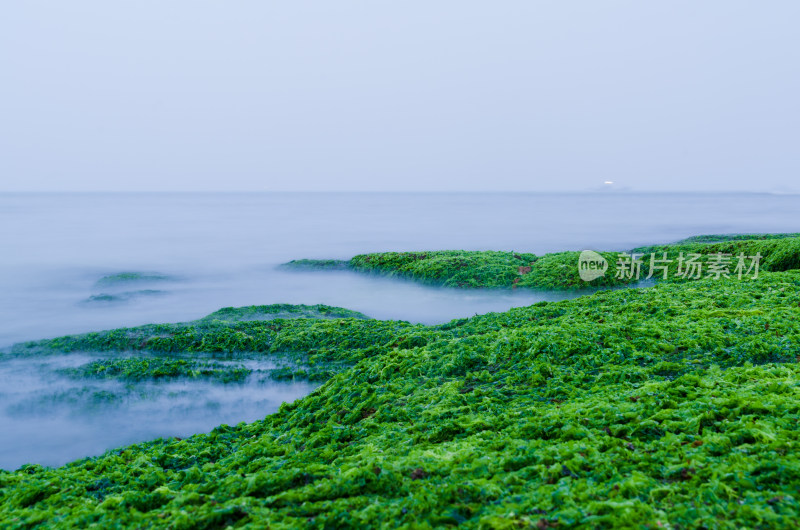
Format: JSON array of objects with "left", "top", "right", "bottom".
[{"left": 1, "top": 192, "right": 798, "bottom": 469}]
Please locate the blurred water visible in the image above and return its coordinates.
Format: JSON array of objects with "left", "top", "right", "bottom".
[
  {"left": 0, "top": 353, "right": 317, "bottom": 469},
  {"left": 1, "top": 192, "right": 799, "bottom": 347}
]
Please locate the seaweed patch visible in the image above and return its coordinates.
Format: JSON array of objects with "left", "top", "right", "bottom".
[{"left": 3, "top": 265, "right": 800, "bottom": 527}]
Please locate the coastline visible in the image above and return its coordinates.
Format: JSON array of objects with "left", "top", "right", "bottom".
[{"left": 2, "top": 234, "right": 800, "bottom": 527}]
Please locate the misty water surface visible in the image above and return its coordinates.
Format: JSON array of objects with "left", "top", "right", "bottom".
[{"left": 0, "top": 353, "right": 317, "bottom": 470}]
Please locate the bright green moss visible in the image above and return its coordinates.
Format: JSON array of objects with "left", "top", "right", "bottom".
[
  {"left": 632, "top": 237, "right": 800, "bottom": 279},
  {"left": 11, "top": 304, "right": 412, "bottom": 383},
  {"left": 351, "top": 250, "right": 537, "bottom": 288},
  {"left": 284, "top": 250, "right": 633, "bottom": 290},
  {"left": 199, "top": 304, "right": 370, "bottom": 323},
  {"left": 3, "top": 268, "right": 800, "bottom": 527},
  {"left": 514, "top": 251, "right": 630, "bottom": 290},
  {"left": 284, "top": 234, "right": 800, "bottom": 291},
  {"left": 60, "top": 358, "right": 252, "bottom": 383}
]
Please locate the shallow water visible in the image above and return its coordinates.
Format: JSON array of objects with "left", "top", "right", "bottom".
[
  {"left": 1, "top": 191, "right": 798, "bottom": 469},
  {"left": 0, "top": 353, "right": 317, "bottom": 470}
]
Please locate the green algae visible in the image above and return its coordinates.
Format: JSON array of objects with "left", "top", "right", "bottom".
[
  {"left": 632, "top": 237, "right": 800, "bottom": 277},
  {"left": 350, "top": 250, "right": 539, "bottom": 288},
  {"left": 280, "top": 259, "right": 350, "bottom": 271},
  {"left": 11, "top": 303, "right": 404, "bottom": 383},
  {"left": 94, "top": 272, "right": 174, "bottom": 288},
  {"left": 12, "top": 303, "right": 381, "bottom": 356},
  {"left": 85, "top": 273, "right": 175, "bottom": 304},
  {"left": 198, "top": 304, "right": 370, "bottom": 323},
  {"left": 284, "top": 234, "right": 800, "bottom": 291},
  {"left": 3, "top": 268, "right": 800, "bottom": 527},
  {"left": 674, "top": 233, "right": 800, "bottom": 244},
  {"left": 59, "top": 358, "right": 252, "bottom": 383},
  {"left": 83, "top": 290, "right": 167, "bottom": 303},
  {"left": 285, "top": 250, "right": 633, "bottom": 290},
  {"left": 13, "top": 317, "right": 414, "bottom": 383}
]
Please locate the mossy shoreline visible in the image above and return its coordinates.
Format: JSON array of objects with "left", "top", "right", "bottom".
[
  {"left": 2, "top": 235, "right": 800, "bottom": 528},
  {"left": 283, "top": 233, "right": 800, "bottom": 291}
]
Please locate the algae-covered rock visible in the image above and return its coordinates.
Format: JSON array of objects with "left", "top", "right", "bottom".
[
  {"left": 60, "top": 358, "right": 252, "bottom": 383},
  {"left": 94, "top": 272, "right": 174, "bottom": 288},
  {"left": 280, "top": 259, "right": 350, "bottom": 270},
  {"left": 3, "top": 269, "right": 800, "bottom": 527},
  {"left": 199, "top": 304, "right": 370, "bottom": 322},
  {"left": 284, "top": 233, "right": 800, "bottom": 290},
  {"left": 674, "top": 232, "right": 800, "bottom": 244}
]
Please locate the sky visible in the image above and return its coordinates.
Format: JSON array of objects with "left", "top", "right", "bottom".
[{"left": 1, "top": 1, "right": 798, "bottom": 193}]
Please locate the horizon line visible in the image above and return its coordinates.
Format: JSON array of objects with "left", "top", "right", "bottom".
[{"left": 1, "top": 189, "right": 797, "bottom": 195}]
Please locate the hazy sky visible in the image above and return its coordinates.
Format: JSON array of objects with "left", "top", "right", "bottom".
[{"left": 1, "top": 1, "right": 798, "bottom": 192}]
